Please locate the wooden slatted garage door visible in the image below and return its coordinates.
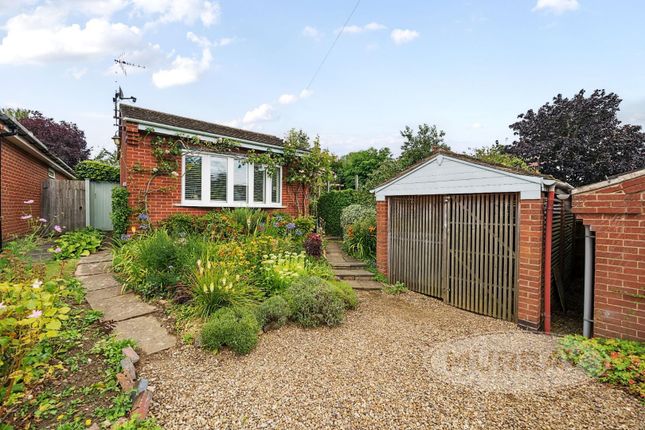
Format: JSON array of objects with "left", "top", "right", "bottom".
[{"left": 388, "top": 193, "right": 519, "bottom": 321}]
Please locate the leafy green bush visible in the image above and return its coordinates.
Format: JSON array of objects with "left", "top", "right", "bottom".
[
  {"left": 383, "top": 281, "right": 407, "bottom": 295},
  {"left": 329, "top": 280, "right": 358, "bottom": 310},
  {"left": 226, "top": 207, "right": 269, "bottom": 236},
  {"left": 557, "top": 335, "right": 645, "bottom": 400},
  {"left": 160, "top": 213, "right": 207, "bottom": 236},
  {"left": 200, "top": 306, "right": 260, "bottom": 355},
  {"left": 49, "top": 228, "right": 103, "bottom": 260},
  {"left": 256, "top": 295, "right": 291, "bottom": 330},
  {"left": 294, "top": 215, "right": 316, "bottom": 235},
  {"left": 192, "top": 256, "right": 262, "bottom": 317},
  {"left": 317, "top": 190, "right": 360, "bottom": 236},
  {"left": 74, "top": 160, "right": 120, "bottom": 182},
  {"left": 285, "top": 276, "right": 346, "bottom": 328},
  {"left": 260, "top": 251, "right": 308, "bottom": 294},
  {"left": 111, "top": 186, "right": 131, "bottom": 236},
  {"left": 343, "top": 213, "right": 376, "bottom": 261},
  {"left": 340, "top": 204, "right": 375, "bottom": 234}
]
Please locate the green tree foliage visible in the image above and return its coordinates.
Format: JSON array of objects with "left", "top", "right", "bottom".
[
  {"left": 75, "top": 160, "right": 120, "bottom": 182},
  {"left": 335, "top": 148, "right": 393, "bottom": 189},
  {"left": 507, "top": 89, "right": 645, "bottom": 187},
  {"left": 317, "top": 190, "right": 361, "bottom": 236},
  {"left": 470, "top": 142, "right": 532, "bottom": 171},
  {"left": 111, "top": 186, "right": 131, "bottom": 236},
  {"left": 399, "top": 124, "right": 450, "bottom": 169},
  {"left": 93, "top": 148, "right": 119, "bottom": 167}
]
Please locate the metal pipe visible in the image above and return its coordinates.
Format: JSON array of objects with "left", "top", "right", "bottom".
[
  {"left": 544, "top": 186, "right": 555, "bottom": 334},
  {"left": 583, "top": 225, "right": 595, "bottom": 338}
]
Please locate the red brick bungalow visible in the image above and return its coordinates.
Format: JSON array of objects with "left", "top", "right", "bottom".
[
  {"left": 118, "top": 105, "right": 306, "bottom": 225},
  {"left": 372, "top": 151, "right": 573, "bottom": 331},
  {"left": 0, "top": 113, "right": 75, "bottom": 244},
  {"left": 572, "top": 169, "right": 645, "bottom": 341}
]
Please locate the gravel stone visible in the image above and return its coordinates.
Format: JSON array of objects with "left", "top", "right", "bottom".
[{"left": 141, "top": 291, "right": 644, "bottom": 429}]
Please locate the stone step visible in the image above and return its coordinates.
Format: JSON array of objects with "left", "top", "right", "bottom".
[
  {"left": 330, "top": 261, "right": 367, "bottom": 270},
  {"left": 334, "top": 269, "right": 374, "bottom": 280},
  {"left": 346, "top": 279, "right": 383, "bottom": 291}
]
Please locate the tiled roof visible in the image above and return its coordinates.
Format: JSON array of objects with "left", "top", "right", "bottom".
[{"left": 120, "top": 104, "right": 284, "bottom": 148}]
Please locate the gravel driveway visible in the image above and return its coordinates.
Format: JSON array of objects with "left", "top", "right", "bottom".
[{"left": 141, "top": 291, "right": 643, "bottom": 429}]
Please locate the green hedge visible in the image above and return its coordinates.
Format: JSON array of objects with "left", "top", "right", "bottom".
[
  {"left": 317, "top": 190, "right": 360, "bottom": 236},
  {"left": 75, "top": 160, "right": 120, "bottom": 182},
  {"left": 111, "top": 186, "right": 131, "bottom": 236}
]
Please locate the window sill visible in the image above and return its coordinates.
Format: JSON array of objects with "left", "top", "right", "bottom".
[{"left": 176, "top": 201, "right": 285, "bottom": 209}]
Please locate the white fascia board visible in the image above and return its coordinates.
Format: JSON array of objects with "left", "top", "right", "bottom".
[{"left": 126, "top": 118, "right": 295, "bottom": 154}]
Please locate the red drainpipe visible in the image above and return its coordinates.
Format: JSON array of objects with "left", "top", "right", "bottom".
[{"left": 544, "top": 186, "right": 555, "bottom": 334}]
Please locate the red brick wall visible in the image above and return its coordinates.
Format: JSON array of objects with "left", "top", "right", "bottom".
[
  {"left": 1, "top": 140, "right": 51, "bottom": 241},
  {"left": 572, "top": 174, "right": 645, "bottom": 340},
  {"left": 376, "top": 199, "right": 388, "bottom": 276},
  {"left": 517, "top": 198, "right": 546, "bottom": 330},
  {"left": 120, "top": 122, "right": 305, "bottom": 227}
]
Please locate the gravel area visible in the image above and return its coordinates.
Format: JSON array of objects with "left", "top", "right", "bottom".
[{"left": 141, "top": 291, "right": 644, "bottom": 429}]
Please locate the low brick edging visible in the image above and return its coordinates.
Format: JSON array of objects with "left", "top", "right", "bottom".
[{"left": 113, "top": 346, "right": 154, "bottom": 426}]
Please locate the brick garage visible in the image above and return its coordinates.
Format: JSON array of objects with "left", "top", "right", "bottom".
[
  {"left": 374, "top": 151, "right": 572, "bottom": 330},
  {"left": 119, "top": 105, "right": 306, "bottom": 226},
  {"left": 0, "top": 114, "right": 75, "bottom": 243},
  {"left": 572, "top": 169, "right": 645, "bottom": 341}
]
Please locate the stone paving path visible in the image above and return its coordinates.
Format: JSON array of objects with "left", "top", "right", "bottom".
[
  {"left": 326, "top": 239, "right": 381, "bottom": 290},
  {"left": 75, "top": 250, "right": 176, "bottom": 355}
]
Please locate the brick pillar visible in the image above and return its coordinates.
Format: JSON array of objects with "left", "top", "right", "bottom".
[
  {"left": 517, "top": 198, "right": 545, "bottom": 330},
  {"left": 376, "top": 199, "right": 389, "bottom": 277}
]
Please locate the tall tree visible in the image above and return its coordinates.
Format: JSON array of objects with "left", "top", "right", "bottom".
[
  {"left": 399, "top": 124, "right": 450, "bottom": 168},
  {"left": 507, "top": 89, "right": 645, "bottom": 187},
  {"left": 18, "top": 111, "right": 90, "bottom": 168},
  {"left": 336, "top": 147, "right": 393, "bottom": 189}
]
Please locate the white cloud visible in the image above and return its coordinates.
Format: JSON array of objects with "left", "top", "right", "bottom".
[
  {"left": 151, "top": 32, "right": 212, "bottom": 88},
  {"left": 217, "top": 37, "right": 234, "bottom": 46},
  {"left": 532, "top": 0, "right": 580, "bottom": 14},
  {"left": 0, "top": 7, "right": 142, "bottom": 64},
  {"left": 299, "top": 89, "right": 313, "bottom": 99},
  {"left": 132, "top": 0, "right": 221, "bottom": 27},
  {"left": 278, "top": 94, "right": 298, "bottom": 105},
  {"left": 242, "top": 103, "right": 274, "bottom": 124},
  {"left": 390, "top": 28, "right": 419, "bottom": 45},
  {"left": 187, "top": 31, "right": 211, "bottom": 48},
  {"left": 471, "top": 122, "right": 482, "bottom": 129},
  {"left": 338, "top": 22, "right": 387, "bottom": 34},
  {"left": 302, "top": 26, "right": 321, "bottom": 40},
  {"left": 68, "top": 67, "right": 88, "bottom": 80}
]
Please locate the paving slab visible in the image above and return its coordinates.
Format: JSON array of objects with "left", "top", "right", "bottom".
[
  {"left": 77, "top": 273, "right": 120, "bottom": 291},
  {"left": 75, "top": 261, "right": 112, "bottom": 276},
  {"left": 347, "top": 279, "right": 383, "bottom": 291},
  {"left": 85, "top": 285, "right": 121, "bottom": 302},
  {"left": 79, "top": 251, "right": 113, "bottom": 264},
  {"left": 88, "top": 293, "right": 156, "bottom": 322},
  {"left": 114, "top": 315, "right": 176, "bottom": 354}
]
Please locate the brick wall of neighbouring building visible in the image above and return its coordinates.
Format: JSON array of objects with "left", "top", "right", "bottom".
[
  {"left": 572, "top": 171, "right": 645, "bottom": 341},
  {"left": 1, "top": 139, "right": 51, "bottom": 241},
  {"left": 375, "top": 195, "right": 546, "bottom": 330},
  {"left": 120, "top": 122, "right": 306, "bottom": 226}
]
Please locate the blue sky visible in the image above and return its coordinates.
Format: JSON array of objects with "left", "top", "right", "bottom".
[{"left": 1, "top": 0, "right": 644, "bottom": 157}]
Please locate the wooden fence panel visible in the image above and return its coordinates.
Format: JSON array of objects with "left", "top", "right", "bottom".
[{"left": 41, "top": 179, "right": 86, "bottom": 231}]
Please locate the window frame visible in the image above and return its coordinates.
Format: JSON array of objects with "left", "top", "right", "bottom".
[{"left": 180, "top": 151, "right": 283, "bottom": 208}]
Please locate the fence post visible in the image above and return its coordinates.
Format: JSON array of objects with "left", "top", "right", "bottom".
[{"left": 85, "top": 179, "right": 91, "bottom": 228}]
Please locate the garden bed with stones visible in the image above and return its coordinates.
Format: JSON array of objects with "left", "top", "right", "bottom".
[{"left": 141, "top": 290, "right": 644, "bottom": 429}]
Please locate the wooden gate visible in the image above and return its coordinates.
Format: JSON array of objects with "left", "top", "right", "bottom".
[
  {"left": 86, "top": 180, "right": 117, "bottom": 231},
  {"left": 389, "top": 193, "right": 519, "bottom": 321},
  {"left": 41, "top": 179, "right": 86, "bottom": 231}
]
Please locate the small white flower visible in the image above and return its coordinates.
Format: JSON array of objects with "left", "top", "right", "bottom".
[{"left": 32, "top": 279, "right": 42, "bottom": 289}]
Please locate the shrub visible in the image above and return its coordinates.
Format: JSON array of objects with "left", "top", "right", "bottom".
[
  {"left": 256, "top": 295, "right": 291, "bottom": 330},
  {"left": 111, "top": 186, "right": 131, "bottom": 236},
  {"left": 343, "top": 213, "right": 376, "bottom": 261},
  {"left": 74, "top": 160, "right": 120, "bottom": 182},
  {"left": 260, "top": 251, "right": 308, "bottom": 295},
  {"left": 294, "top": 215, "right": 316, "bottom": 235},
  {"left": 557, "top": 335, "right": 645, "bottom": 399},
  {"left": 49, "top": 228, "right": 103, "bottom": 260},
  {"left": 317, "top": 190, "right": 360, "bottom": 236},
  {"left": 304, "top": 233, "right": 323, "bottom": 257},
  {"left": 191, "top": 256, "right": 262, "bottom": 317},
  {"left": 329, "top": 280, "right": 358, "bottom": 310},
  {"left": 285, "top": 276, "right": 346, "bottom": 327},
  {"left": 202, "top": 211, "right": 242, "bottom": 240},
  {"left": 160, "top": 213, "right": 206, "bottom": 236},
  {"left": 340, "top": 204, "right": 375, "bottom": 234},
  {"left": 200, "top": 306, "right": 260, "bottom": 355},
  {"left": 225, "top": 208, "right": 268, "bottom": 236}
]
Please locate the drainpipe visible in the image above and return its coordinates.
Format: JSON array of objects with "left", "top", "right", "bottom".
[
  {"left": 544, "top": 185, "right": 555, "bottom": 334},
  {"left": 583, "top": 225, "right": 595, "bottom": 338}
]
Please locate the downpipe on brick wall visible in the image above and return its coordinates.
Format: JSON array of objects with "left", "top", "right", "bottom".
[
  {"left": 544, "top": 185, "right": 555, "bottom": 334},
  {"left": 583, "top": 225, "right": 595, "bottom": 338}
]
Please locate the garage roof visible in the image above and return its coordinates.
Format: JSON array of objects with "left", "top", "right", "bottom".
[{"left": 373, "top": 150, "right": 569, "bottom": 201}]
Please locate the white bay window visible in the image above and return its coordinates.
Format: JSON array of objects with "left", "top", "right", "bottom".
[{"left": 181, "top": 152, "right": 282, "bottom": 207}]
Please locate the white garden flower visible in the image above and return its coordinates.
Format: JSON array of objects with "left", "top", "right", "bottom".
[{"left": 32, "top": 279, "right": 42, "bottom": 289}]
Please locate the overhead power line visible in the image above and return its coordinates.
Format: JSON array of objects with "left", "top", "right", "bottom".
[{"left": 304, "top": 0, "right": 361, "bottom": 90}]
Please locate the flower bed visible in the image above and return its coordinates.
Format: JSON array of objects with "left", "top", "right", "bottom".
[{"left": 113, "top": 208, "right": 357, "bottom": 355}]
